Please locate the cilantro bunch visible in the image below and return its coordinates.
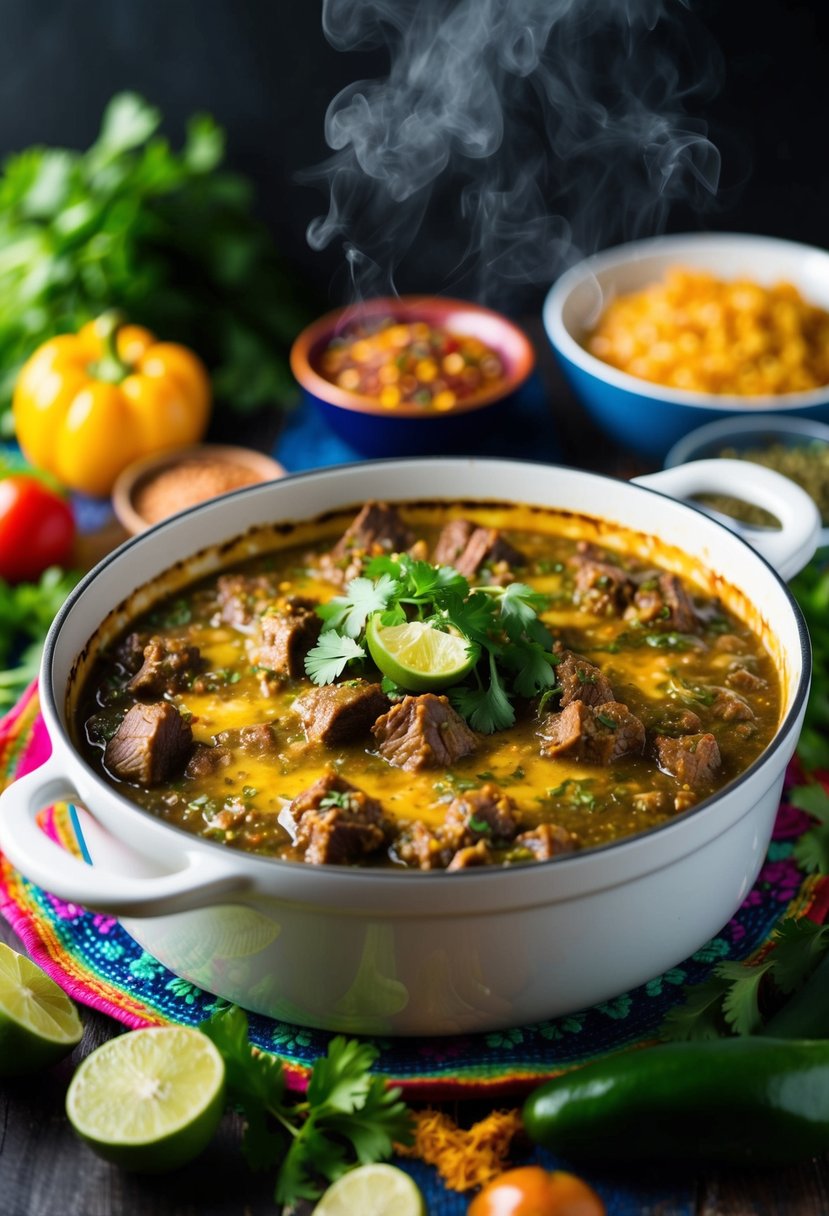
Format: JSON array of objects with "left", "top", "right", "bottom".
[
  {"left": 202, "top": 1006, "right": 412, "bottom": 1205},
  {"left": 304, "top": 553, "right": 559, "bottom": 733},
  {"left": 0, "top": 92, "right": 311, "bottom": 434}
]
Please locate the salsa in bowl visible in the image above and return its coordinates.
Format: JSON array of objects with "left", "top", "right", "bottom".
[{"left": 0, "top": 458, "right": 817, "bottom": 1034}]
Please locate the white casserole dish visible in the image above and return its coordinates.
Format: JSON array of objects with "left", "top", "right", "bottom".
[{"left": 0, "top": 457, "right": 819, "bottom": 1035}]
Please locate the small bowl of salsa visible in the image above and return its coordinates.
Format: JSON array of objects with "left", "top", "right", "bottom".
[{"left": 290, "top": 296, "right": 535, "bottom": 456}]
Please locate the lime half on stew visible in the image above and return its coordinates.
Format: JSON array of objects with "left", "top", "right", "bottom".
[
  {"left": 313, "top": 1164, "right": 426, "bottom": 1216},
  {"left": 66, "top": 1026, "right": 225, "bottom": 1172},
  {"left": 0, "top": 941, "right": 83, "bottom": 1076},
  {"left": 366, "top": 615, "right": 476, "bottom": 691}
]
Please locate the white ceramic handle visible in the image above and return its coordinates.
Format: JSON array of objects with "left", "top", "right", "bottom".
[
  {"left": 0, "top": 757, "right": 251, "bottom": 916},
  {"left": 635, "top": 459, "right": 821, "bottom": 581}
]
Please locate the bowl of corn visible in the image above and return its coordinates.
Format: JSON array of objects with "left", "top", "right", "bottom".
[{"left": 543, "top": 233, "right": 829, "bottom": 461}]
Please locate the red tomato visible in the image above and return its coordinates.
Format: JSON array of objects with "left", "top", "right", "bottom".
[
  {"left": 0, "top": 475, "right": 75, "bottom": 583},
  {"left": 468, "top": 1167, "right": 606, "bottom": 1216}
]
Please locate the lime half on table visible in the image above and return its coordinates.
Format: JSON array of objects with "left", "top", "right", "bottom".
[
  {"left": 0, "top": 940, "right": 83, "bottom": 1076},
  {"left": 314, "top": 1163, "right": 426, "bottom": 1216},
  {"left": 66, "top": 1026, "right": 225, "bottom": 1172},
  {"left": 366, "top": 615, "right": 476, "bottom": 692}
]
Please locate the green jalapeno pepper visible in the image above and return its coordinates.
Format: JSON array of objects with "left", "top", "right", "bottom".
[{"left": 522, "top": 1037, "right": 829, "bottom": 1166}]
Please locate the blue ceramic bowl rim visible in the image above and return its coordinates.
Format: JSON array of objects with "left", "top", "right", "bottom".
[
  {"left": 663, "top": 411, "right": 829, "bottom": 548},
  {"left": 543, "top": 232, "right": 829, "bottom": 412}
]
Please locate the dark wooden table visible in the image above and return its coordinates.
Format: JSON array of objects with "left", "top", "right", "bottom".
[{"left": 3, "top": 322, "right": 829, "bottom": 1216}]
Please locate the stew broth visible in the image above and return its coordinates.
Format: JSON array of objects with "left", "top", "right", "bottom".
[{"left": 74, "top": 502, "right": 781, "bottom": 869}]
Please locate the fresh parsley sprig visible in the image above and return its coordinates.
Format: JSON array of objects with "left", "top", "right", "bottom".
[
  {"left": 303, "top": 554, "right": 558, "bottom": 732},
  {"left": 201, "top": 1006, "right": 412, "bottom": 1206}
]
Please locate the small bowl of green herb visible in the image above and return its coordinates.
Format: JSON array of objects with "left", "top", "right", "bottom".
[{"left": 665, "top": 414, "right": 829, "bottom": 548}]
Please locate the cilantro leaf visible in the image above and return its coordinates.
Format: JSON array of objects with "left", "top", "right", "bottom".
[
  {"left": 201, "top": 1007, "right": 413, "bottom": 1208},
  {"left": 789, "top": 783, "right": 829, "bottom": 874},
  {"left": 718, "top": 959, "right": 771, "bottom": 1035},
  {"left": 323, "top": 1078, "right": 413, "bottom": 1163},
  {"left": 498, "top": 582, "right": 551, "bottom": 639},
  {"left": 450, "top": 654, "right": 515, "bottom": 733},
  {"left": 307, "top": 1036, "right": 377, "bottom": 1113},
  {"left": 502, "top": 640, "right": 558, "bottom": 698},
  {"left": 304, "top": 633, "right": 366, "bottom": 684},
  {"left": 318, "top": 574, "right": 399, "bottom": 639},
  {"left": 767, "top": 918, "right": 829, "bottom": 993},
  {"left": 660, "top": 973, "right": 732, "bottom": 1042}
]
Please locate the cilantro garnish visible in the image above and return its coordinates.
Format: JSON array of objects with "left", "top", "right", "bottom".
[
  {"left": 201, "top": 1005, "right": 412, "bottom": 1205},
  {"left": 303, "top": 553, "right": 557, "bottom": 733},
  {"left": 661, "top": 918, "right": 829, "bottom": 1041},
  {"left": 304, "top": 633, "right": 366, "bottom": 685},
  {"left": 789, "top": 783, "right": 829, "bottom": 874}
]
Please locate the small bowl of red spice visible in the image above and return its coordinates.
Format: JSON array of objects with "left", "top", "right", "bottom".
[
  {"left": 290, "top": 296, "right": 535, "bottom": 456},
  {"left": 112, "top": 444, "right": 286, "bottom": 535}
]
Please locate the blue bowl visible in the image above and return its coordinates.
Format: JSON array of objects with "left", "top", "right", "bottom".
[
  {"left": 290, "top": 296, "right": 535, "bottom": 459},
  {"left": 543, "top": 233, "right": 829, "bottom": 462}
]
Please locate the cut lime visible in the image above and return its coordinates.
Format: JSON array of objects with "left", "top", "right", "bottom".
[
  {"left": 66, "top": 1026, "right": 225, "bottom": 1172},
  {"left": 314, "top": 1164, "right": 426, "bottom": 1216},
  {"left": 0, "top": 941, "right": 83, "bottom": 1077},
  {"left": 366, "top": 614, "right": 476, "bottom": 691}
]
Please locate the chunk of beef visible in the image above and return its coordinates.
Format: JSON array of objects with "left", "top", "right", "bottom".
[
  {"left": 105, "top": 702, "right": 192, "bottom": 785},
  {"left": 213, "top": 722, "right": 280, "bottom": 756},
  {"left": 256, "top": 602, "right": 322, "bottom": 678},
  {"left": 554, "top": 645, "right": 615, "bottom": 708},
  {"left": 127, "top": 637, "right": 203, "bottom": 698},
  {"left": 631, "top": 790, "right": 674, "bottom": 815},
  {"left": 372, "top": 694, "right": 478, "bottom": 771},
  {"left": 288, "top": 772, "right": 390, "bottom": 865},
  {"left": 539, "top": 699, "right": 646, "bottom": 765},
  {"left": 628, "top": 573, "right": 698, "bottom": 633},
  {"left": 725, "top": 666, "right": 767, "bottom": 694},
  {"left": 432, "top": 518, "right": 525, "bottom": 579},
  {"left": 294, "top": 681, "right": 390, "bottom": 746},
  {"left": 185, "top": 743, "right": 231, "bottom": 779},
  {"left": 447, "top": 840, "right": 493, "bottom": 870},
  {"left": 512, "top": 823, "right": 578, "bottom": 860},
  {"left": 115, "top": 632, "right": 149, "bottom": 675},
  {"left": 395, "top": 822, "right": 455, "bottom": 871},
  {"left": 714, "top": 634, "right": 745, "bottom": 654},
  {"left": 655, "top": 732, "right": 721, "bottom": 789},
  {"left": 216, "top": 573, "right": 278, "bottom": 629},
  {"left": 444, "top": 784, "right": 519, "bottom": 843},
  {"left": 571, "top": 542, "right": 635, "bottom": 615},
  {"left": 651, "top": 707, "right": 703, "bottom": 737},
  {"left": 318, "top": 502, "right": 414, "bottom": 585},
  {"left": 712, "top": 687, "right": 755, "bottom": 722}
]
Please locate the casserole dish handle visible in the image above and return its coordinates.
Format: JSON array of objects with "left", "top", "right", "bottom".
[
  {"left": 0, "top": 757, "right": 252, "bottom": 916},
  {"left": 635, "top": 458, "right": 821, "bottom": 580}
]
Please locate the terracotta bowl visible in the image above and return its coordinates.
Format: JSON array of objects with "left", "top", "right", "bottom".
[
  {"left": 112, "top": 444, "right": 286, "bottom": 535},
  {"left": 290, "top": 296, "right": 535, "bottom": 457}
]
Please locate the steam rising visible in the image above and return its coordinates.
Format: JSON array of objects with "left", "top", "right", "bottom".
[{"left": 306, "top": 0, "right": 721, "bottom": 303}]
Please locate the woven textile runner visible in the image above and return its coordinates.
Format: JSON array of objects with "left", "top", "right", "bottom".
[{"left": 2, "top": 684, "right": 828, "bottom": 1103}]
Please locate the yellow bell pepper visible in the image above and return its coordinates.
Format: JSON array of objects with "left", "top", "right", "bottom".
[{"left": 13, "top": 314, "right": 211, "bottom": 497}]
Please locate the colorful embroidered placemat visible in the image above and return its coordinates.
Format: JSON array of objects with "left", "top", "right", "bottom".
[{"left": 3, "top": 683, "right": 829, "bottom": 1106}]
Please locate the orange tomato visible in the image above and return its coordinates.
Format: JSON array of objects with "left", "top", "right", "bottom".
[{"left": 467, "top": 1166, "right": 605, "bottom": 1216}]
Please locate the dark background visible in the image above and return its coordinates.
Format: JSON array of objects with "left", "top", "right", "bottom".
[{"left": 0, "top": 0, "right": 826, "bottom": 310}]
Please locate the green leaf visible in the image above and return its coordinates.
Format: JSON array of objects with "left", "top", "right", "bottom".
[
  {"left": 502, "top": 640, "right": 557, "bottom": 698},
  {"left": 450, "top": 654, "right": 514, "bottom": 734},
  {"left": 717, "top": 960, "right": 771, "bottom": 1035},
  {"left": 789, "top": 783, "right": 829, "bottom": 821},
  {"left": 317, "top": 574, "right": 399, "bottom": 639},
  {"left": 184, "top": 113, "right": 225, "bottom": 173},
  {"left": 304, "top": 632, "right": 366, "bottom": 685},
  {"left": 94, "top": 92, "right": 161, "bottom": 157},
  {"left": 660, "top": 974, "right": 732, "bottom": 1042},
  {"left": 323, "top": 1079, "right": 413, "bottom": 1163},
  {"left": 307, "top": 1036, "right": 377, "bottom": 1113},
  {"left": 793, "top": 826, "right": 829, "bottom": 875},
  {"left": 498, "top": 582, "right": 550, "bottom": 638},
  {"left": 768, "top": 919, "right": 829, "bottom": 993}
]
